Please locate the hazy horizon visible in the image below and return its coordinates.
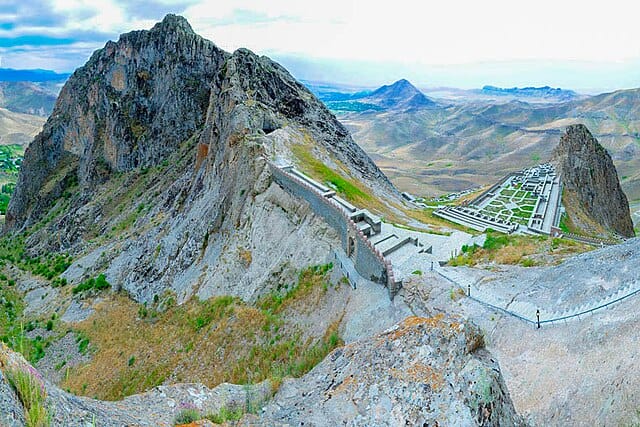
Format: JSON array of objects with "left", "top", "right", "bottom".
[{"left": 1, "top": 1, "right": 639, "bottom": 93}]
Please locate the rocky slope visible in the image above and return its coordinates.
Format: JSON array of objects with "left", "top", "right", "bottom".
[
  {"left": 252, "top": 315, "right": 523, "bottom": 426},
  {"left": 552, "top": 124, "right": 634, "bottom": 238},
  {"left": 0, "top": 108, "right": 45, "bottom": 146},
  {"left": 0, "top": 314, "right": 524, "bottom": 426},
  {"left": 0, "top": 82, "right": 58, "bottom": 117},
  {"left": 406, "top": 237, "right": 640, "bottom": 426},
  {"left": 4, "top": 14, "right": 397, "bottom": 304}
]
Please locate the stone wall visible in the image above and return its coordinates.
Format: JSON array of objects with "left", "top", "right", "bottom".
[{"left": 269, "top": 164, "right": 399, "bottom": 298}]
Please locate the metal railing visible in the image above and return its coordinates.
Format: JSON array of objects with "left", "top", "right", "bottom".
[{"left": 435, "top": 269, "right": 640, "bottom": 327}]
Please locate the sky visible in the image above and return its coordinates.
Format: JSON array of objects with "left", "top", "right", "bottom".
[{"left": 1, "top": 0, "right": 640, "bottom": 92}]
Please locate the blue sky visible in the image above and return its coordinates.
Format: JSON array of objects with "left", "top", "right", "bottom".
[{"left": 1, "top": 0, "right": 640, "bottom": 92}]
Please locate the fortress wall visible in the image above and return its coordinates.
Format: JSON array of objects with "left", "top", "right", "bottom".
[
  {"left": 270, "top": 165, "right": 348, "bottom": 248},
  {"left": 270, "top": 164, "right": 399, "bottom": 298}
]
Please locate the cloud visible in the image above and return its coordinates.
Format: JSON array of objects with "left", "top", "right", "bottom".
[
  {"left": 0, "top": 42, "right": 99, "bottom": 71},
  {"left": 208, "top": 9, "right": 301, "bottom": 26},
  {"left": 114, "top": 0, "right": 196, "bottom": 21},
  {"left": 2, "top": 0, "right": 640, "bottom": 90}
]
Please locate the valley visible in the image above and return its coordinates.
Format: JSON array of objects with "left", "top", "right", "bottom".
[
  {"left": 0, "top": 13, "right": 639, "bottom": 427},
  {"left": 328, "top": 81, "right": 640, "bottom": 209}
]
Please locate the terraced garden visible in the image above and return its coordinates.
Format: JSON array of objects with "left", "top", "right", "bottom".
[{"left": 479, "top": 186, "right": 537, "bottom": 226}]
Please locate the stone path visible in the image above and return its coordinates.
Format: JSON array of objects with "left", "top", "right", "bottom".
[{"left": 436, "top": 261, "right": 640, "bottom": 326}]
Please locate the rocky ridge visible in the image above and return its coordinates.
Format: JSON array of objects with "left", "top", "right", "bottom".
[
  {"left": 4, "top": 14, "right": 397, "bottom": 304},
  {"left": 552, "top": 124, "right": 634, "bottom": 238},
  {"left": 0, "top": 315, "right": 524, "bottom": 426},
  {"left": 7, "top": 14, "right": 394, "bottom": 233},
  {"left": 252, "top": 315, "right": 523, "bottom": 426}
]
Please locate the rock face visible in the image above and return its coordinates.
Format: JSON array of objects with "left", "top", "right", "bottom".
[
  {"left": 0, "top": 316, "right": 523, "bottom": 426},
  {"left": 552, "top": 124, "right": 634, "bottom": 238},
  {"left": 249, "top": 315, "right": 524, "bottom": 426},
  {"left": 4, "top": 15, "right": 397, "bottom": 303},
  {"left": 6, "top": 14, "right": 394, "bottom": 232}
]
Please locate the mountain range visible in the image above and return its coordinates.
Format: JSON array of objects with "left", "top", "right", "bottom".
[
  {"left": 332, "top": 80, "right": 640, "bottom": 206},
  {"left": 310, "top": 78, "right": 436, "bottom": 112},
  {"left": 1, "top": 15, "right": 640, "bottom": 426},
  {"left": 478, "top": 85, "right": 579, "bottom": 102}
]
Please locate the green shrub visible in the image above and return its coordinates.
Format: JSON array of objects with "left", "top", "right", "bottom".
[
  {"left": 174, "top": 408, "right": 201, "bottom": 425},
  {"left": 207, "top": 406, "right": 244, "bottom": 424},
  {"left": 72, "top": 274, "right": 111, "bottom": 294},
  {"left": 5, "top": 367, "right": 50, "bottom": 427},
  {"left": 76, "top": 333, "right": 90, "bottom": 354},
  {"left": 483, "top": 233, "right": 510, "bottom": 250}
]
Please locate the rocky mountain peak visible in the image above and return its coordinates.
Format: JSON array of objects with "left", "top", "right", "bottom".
[
  {"left": 365, "top": 78, "right": 435, "bottom": 110},
  {"left": 552, "top": 124, "right": 634, "bottom": 238},
  {"left": 4, "top": 15, "right": 396, "bottom": 307},
  {"left": 371, "top": 78, "right": 420, "bottom": 98},
  {"left": 150, "top": 13, "right": 195, "bottom": 35}
]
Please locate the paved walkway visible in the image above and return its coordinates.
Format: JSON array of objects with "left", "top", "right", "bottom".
[{"left": 435, "top": 265, "right": 640, "bottom": 325}]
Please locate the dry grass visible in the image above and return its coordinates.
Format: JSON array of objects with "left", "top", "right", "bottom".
[
  {"left": 238, "top": 249, "right": 252, "bottom": 267},
  {"left": 62, "top": 265, "right": 343, "bottom": 401},
  {"left": 449, "top": 233, "right": 592, "bottom": 267},
  {"left": 290, "top": 138, "right": 407, "bottom": 224}
]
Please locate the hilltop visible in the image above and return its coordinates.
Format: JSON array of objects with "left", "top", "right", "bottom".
[
  {"left": 317, "top": 79, "right": 436, "bottom": 112},
  {"left": 479, "top": 85, "right": 579, "bottom": 102}
]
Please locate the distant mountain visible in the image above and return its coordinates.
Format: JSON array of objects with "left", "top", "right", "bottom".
[
  {"left": 301, "top": 80, "right": 373, "bottom": 102},
  {"left": 361, "top": 79, "right": 436, "bottom": 110},
  {"left": 479, "top": 85, "right": 579, "bottom": 102},
  {"left": 0, "top": 81, "right": 57, "bottom": 116},
  {"left": 340, "top": 86, "right": 640, "bottom": 201},
  {"left": 319, "top": 79, "right": 436, "bottom": 112},
  {"left": 0, "top": 68, "right": 70, "bottom": 82},
  {"left": 0, "top": 107, "right": 45, "bottom": 145}
]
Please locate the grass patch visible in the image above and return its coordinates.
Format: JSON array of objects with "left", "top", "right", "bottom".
[
  {"left": 4, "top": 365, "right": 49, "bottom": 427},
  {"left": 0, "top": 236, "right": 72, "bottom": 281},
  {"left": 0, "top": 287, "right": 54, "bottom": 364},
  {"left": 62, "top": 264, "right": 343, "bottom": 401},
  {"left": 449, "top": 231, "right": 591, "bottom": 267},
  {"left": 207, "top": 406, "right": 245, "bottom": 424},
  {"left": 291, "top": 144, "right": 369, "bottom": 202}
]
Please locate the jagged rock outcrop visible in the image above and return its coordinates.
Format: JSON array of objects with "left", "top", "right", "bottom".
[
  {"left": 7, "top": 14, "right": 394, "bottom": 232},
  {"left": 552, "top": 124, "right": 634, "bottom": 238},
  {"left": 243, "top": 315, "right": 524, "bottom": 426},
  {"left": 4, "top": 15, "right": 398, "bottom": 303},
  {"left": 0, "top": 316, "right": 523, "bottom": 426}
]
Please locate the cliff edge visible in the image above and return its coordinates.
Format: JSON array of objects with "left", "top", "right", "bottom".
[{"left": 552, "top": 124, "right": 634, "bottom": 238}]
